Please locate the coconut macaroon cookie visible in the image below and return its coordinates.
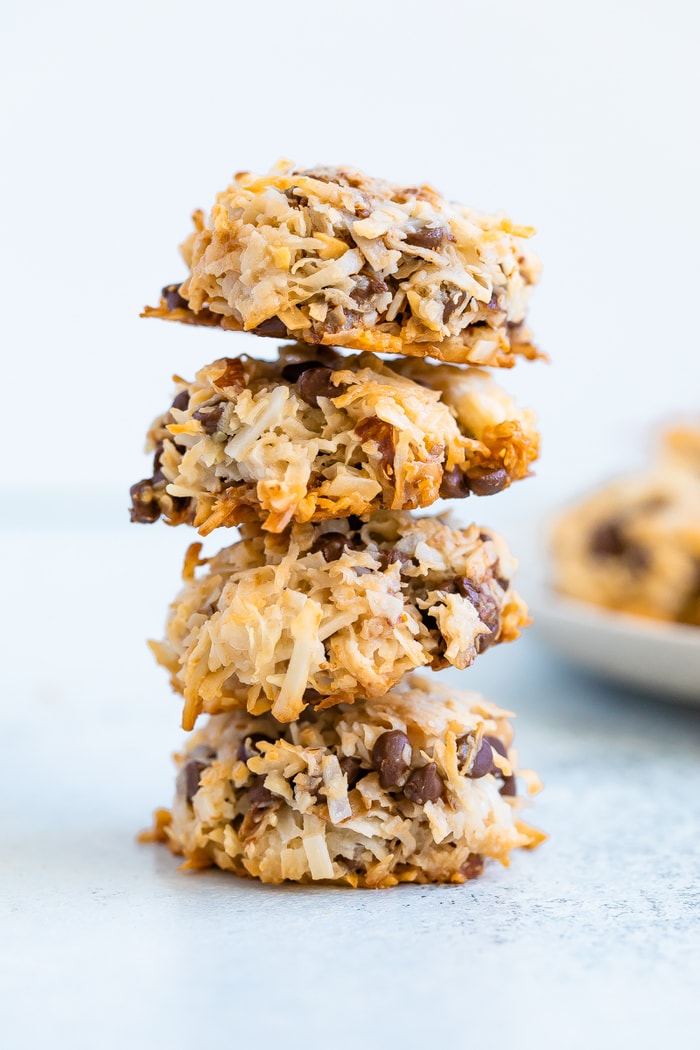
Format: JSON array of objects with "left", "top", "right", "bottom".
[
  {"left": 130, "top": 345, "right": 539, "bottom": 535},
  {"left": 151, "top": 512, "right": 529, "bottom": 728},
  {"left": 143, "top": 161, "right": 542, "bottom": 367},
  {"left": 552, "top": 468, "right": 700, "bottom": 626},
  {"left": 152, "top": 675, "right": 543, "bottom": 887}
]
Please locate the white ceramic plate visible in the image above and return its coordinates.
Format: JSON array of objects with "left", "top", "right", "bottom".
[{"left": 531, "top": 587, "right": 700, "bottom": 704}]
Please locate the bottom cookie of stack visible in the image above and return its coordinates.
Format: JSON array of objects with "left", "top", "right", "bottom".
[{"left": 145, "top": 675, "right": 543, "bottom": 888}]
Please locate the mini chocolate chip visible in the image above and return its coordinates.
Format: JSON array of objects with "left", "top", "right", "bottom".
[
  {"left": 479, "top": 532, "right": 492, "bottom": 543},
  {"left": 376, "top": 549, "right": 402, "bottom": 571},
  {"left": 297, "top": 367, "right": 339, "bottom": 407},
  {"left": 152, "top": 443, "right": 165, "bottom": 483},
  {"left": 129, "top": 479, "right": 160, "bottom": 524},
  {"left": 484, "top": 735, "right": 508, "bottom": 759},
  {"left": 281, "top": 360, "right": 325, "bottom": 383},
  {"left": 354, "top": 416, "right": 395, "bottom": 476},
  {"left": 468, "top": 739, "right": 494, "bottom": 779},
  {"left": 371, "top": 730, "right": 412, "bottom": 789},
  {"left": 405, "top": 226, "right": 446, "bottom": 250},
  {"left": 236, "top": 733, "right": 273, "bottom": 762},
  {"left": 254, "top": 316, "right": 289, "bottom": 339},
  {"left": 500, "top": 775, "right": 517, "bottom": 797},
  {"left": 351, "top": 273, "right": 389, "bottom": 302},
  {"left": 589, "top": 520, "right": 649, "bottom": 572},
  {"left": 439, "top": 466, "right": 471, "bottom": 499},
  {"left": 446, "top": 578, "right": 500, "bottom": 652},
  {"left": 162, "top": 284, "right": 188, "bottom": 311},
  {"left": 461, "top": 854, "right": 485, "bottom": 880},
  {"left": 347, "top": 514, "right": 366, "bottom": 532},
  {"left": 247, "top": 775, "right": 274, "bottom": 807},
  {"left": 311, "top": 531, "right": 353, "bottom": 562},
  {"left": 193, "top": 404, "right": 225, "bottom": 434},
  {"left": 487, "top": 292, "right": 499, "bottom": 311},
  {"left": 589, "top": 520, "right": 626, "bottom": 557},
  {"left": 443, "top": 289, "right": 467, "bottom": 323},
  {"left": 496, "top": 576, "right": 510, "bottom": 591},
  {"left": 469, "top": 468, "right": 508, "bottom": 497},
  {"left": 171, "top": 390, "right": 190, "bottom": 412},
  {"left": 339, "top": 756, "right": 364, "bottom": 788},
  {"left": 404, "top": 762, "right": 444, "bottom": 804},
  {"left": 183, "top": 760, "right": 207, "bottom": 804}
]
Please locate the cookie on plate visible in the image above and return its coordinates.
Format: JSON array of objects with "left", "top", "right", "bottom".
[
  {"left": 552, "top": 468, "right": 700, "bottom": 625},
  {"left": 130, "top": 345, "right": 539, "bottom": 534},
  {"left": 150, "top": 675, "right": 543, "bottom": 887},
  {"left": 143, "top": 161, "right": 541, "bottom": 367},
  {"left": 151, "top": 512, "right": 529, "bottom": 727}
]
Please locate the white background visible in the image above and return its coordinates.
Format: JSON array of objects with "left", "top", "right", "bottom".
[
  {"left": 3, "top": 4, "right": 700, "bottom": 1048},
  {"left": 2, "top": 0, "right": 699, "bottom": 521}
]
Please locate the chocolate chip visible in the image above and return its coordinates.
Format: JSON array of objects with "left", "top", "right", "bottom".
[
  {"left": 152, "top": 443, "right": 165, "bottom": 484},
  {"left": 468, "top": 739, "right": 494, "bottom": 778},
  {"left": 171, "top": 390, "right": 190, "bottom": 412},
  {"left": 297, "top": 367, "right": 339, "bottom": 407},
  {"left": 351, "top": 273, "right": 389, "bottom": 302},
  {"left": 347, "top": 514, "right": 366, "bottom": 532},
  {"left": 443, "top": 289, "right": 467, "bottom": 323},
  {"left": 354, "top": 416, "right": 395, "bottom": 476},
  {"left": 479, "top": 532, "right": 492, "bottom": 543},
  {"left": 460, "top": 854, "right": 485, "bottom": 880},
  {"left": 281, "top": 360, "right": 325, "bottom": 383},
  {"left": 236, "top": 733, "right": 273, "bottom": 762},
  {"left": 589, "top": 520, "right": 626, "bottom": 557},
  {"left": 589, "top": 520, "right": 649, "bottom": 571},
  {"left": 404, "top": 762, "right": 443, "bottom": 804},
  {"left": 405, "top": 226, "right": 446, "bottom": 250},
  {"left": 469, "top": 468, "right": 508, "bottom": 497},
  {"left": 496, "top": 576, "right": 510, "bottom": 591},
  {"left": 311, "top": 531, "right": 353, "bottom": 562},
  {"left": 193, "top": 404, "right": 225, "bottom": 434},
  {"left": 162, "top": 284, "right": 187, "bottom": 311},
  {"left": 253, "top": 316, "right": 289, "bottom": 339},
  {"left": 445, "top": 578, "right": 500, "bottom": 652},
  {"left": 339, "top": 756, "right": 364, "bottom": 789},
  {"left": 376, "top": 549, "right": 404, "bottom": 572},
  {"left": 439, "top": 466, "right": 471, "bottom": 499},
  {"left": 500, "top": 775, "right": 517, "bottom": 797},
  {"left": 247, "top": 775, "right": 274, "bottom": 808},
  {"left": 183, "top": 760, "right": 207, "bottom": 803},
  {"left": 129, "top": 479, "right": 160, "bottom": 524},
  {"left": 484, "top": 735, "right": 508, "bottom": 759},
  {"left": 371, "top": 730, "right": 412, "bottom": 789},
  {"left": 303, "top": 687, "right": 323, "bottom": 705}
]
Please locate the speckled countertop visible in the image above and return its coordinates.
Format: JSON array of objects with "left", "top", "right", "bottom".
[{"left": 3, "top": 511, "right": 700, "bottom": 1049}]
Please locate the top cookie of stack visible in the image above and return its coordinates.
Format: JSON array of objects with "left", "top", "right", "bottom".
[{"left": 144, "top": 160, "right": 541, "bottom": 368}]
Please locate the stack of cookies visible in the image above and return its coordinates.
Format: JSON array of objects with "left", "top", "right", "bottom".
[{"left": 133, "top": 162, "right": 545, "bottom": 887}]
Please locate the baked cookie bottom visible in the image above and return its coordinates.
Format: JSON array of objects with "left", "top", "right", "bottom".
[
  {"left": 143, "top": 675, "right": 543, "bottom": 887},
  {"left": 130, "top": 344, "right": 539, "bottom": 534},
  {"left": 151, "top": 512, "right": 529, "bottom": 727}
]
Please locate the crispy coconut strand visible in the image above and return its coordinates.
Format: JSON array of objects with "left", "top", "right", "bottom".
[
  {"left": 151, "top": 512, "right": 529, "bottom": 728},
  {"left": 551, "top": 468, "right": 700, "bottom": 626},
  {"left": 142, "top": 161, "right": 542, "bottom": 368},
  {"left": 130, "top": 345, "right": 539, "bottom": 534},
  {"left": 154, "top": 675, "right": 544, "bottom": 887}
]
